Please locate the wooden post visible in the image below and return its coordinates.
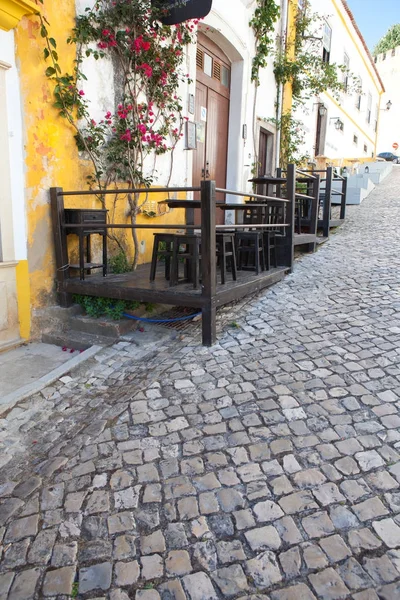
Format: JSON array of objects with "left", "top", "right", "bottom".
[
  {"left": 323, "top": 167, "right": 333, "bottom": 239},
  {"left": 50, "top": 187, "right": 72, "bottom": 307},
  {"left": 286, "top": 164, "right": 295, "bottom": 272},
  {"left": 201, "top": 179, "right": 217, "bottom": 346},
  {"left": 309, "top": 174, "right": 320, "bottom": 252},
  {"left": 340, "top": 176, "right": 347, "bottom": 220}
]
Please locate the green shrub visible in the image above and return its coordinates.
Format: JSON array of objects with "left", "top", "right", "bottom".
[{"left": 73, "top": 295, "right": 140, "bottom": 320}]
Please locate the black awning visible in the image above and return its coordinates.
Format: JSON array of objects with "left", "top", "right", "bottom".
[{"left": 153, "top": 0, "right": 212, "bottom": 25}]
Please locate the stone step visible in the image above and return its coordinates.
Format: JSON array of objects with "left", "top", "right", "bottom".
[
  {"left": 68, "top": 313, "right": 137, "bottom": 337},
  {"left": 42, "top": 330, "right": 115, "bottom": 351}
]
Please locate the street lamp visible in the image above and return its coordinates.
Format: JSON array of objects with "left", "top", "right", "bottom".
[
  {"left": 330, "top": 117, "right": 344, "bottom": 130},
  {"left": 380, "top": 100, "right": 392, "bottom": 111}
]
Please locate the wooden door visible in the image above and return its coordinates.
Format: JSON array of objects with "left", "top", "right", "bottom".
[{"left": 193, "top": 34, "right": 230, "bottom": 225}]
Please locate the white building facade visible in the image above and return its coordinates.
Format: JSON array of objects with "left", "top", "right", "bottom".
[
  {"left": 293, "top": 0, "right": 384, "bottom": 166},
  {"left": 375, "top": 46, "right": 400, "bottom": 155}
]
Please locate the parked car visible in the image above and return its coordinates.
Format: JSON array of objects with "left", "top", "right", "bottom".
[{"left": 377, "top": 152, "right": 400, "bottom": 163}]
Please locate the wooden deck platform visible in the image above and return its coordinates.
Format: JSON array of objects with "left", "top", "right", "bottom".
[{"left": 64, "top": 263, "right": 289, "bottom": 309}]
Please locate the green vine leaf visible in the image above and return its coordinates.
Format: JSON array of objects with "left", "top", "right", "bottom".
[{"left": 45, "top": 66, "right": 56, "bottom": 77}]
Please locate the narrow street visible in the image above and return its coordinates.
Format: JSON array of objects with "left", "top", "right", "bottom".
[{"left": 1, "top": 170, "right": 400, "bottom": 599}]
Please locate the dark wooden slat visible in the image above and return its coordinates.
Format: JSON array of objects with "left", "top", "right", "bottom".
[
  {"left": 201, "top": 180, "right": 217, "bottom": 347},
  {"left": 340, "top": 177, "right": 347, "bottom": 220},
  {"left": 286, "top": 164, "right": 296, "bottom": 272},
  {"left": 322, "top": 166, "right": 333, "bottom": 239},
  {"left": 50, "top": 187, "right": 72, "bottom": 307},
  {"left": 59, "top": 187, "right": 201, "bottom": 196},
  {"left": 216, "top": 268, "right": 288, "bottom": 305},
  {"left": 294, "top": 233, "right": 317, "bottom": 246}
]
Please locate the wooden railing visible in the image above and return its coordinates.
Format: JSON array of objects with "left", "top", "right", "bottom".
[{"left": 50, "top": 164, "right": 297, "bottom": 345}]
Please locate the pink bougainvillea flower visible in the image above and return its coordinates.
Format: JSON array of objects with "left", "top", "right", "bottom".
[
  {"left": 120, "top": 129, "right": 132, "bottom": 142},
  {"left": 105, "top": 111, "right": 112, "bottom": 119},
  {"left": 138, "top": 124, "right": 147, "bottom": 135},
  {"left": 78, "top": 90, "right": 85, "bottom": 96}
]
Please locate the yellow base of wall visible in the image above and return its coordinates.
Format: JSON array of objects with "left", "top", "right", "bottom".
[{"left": 16, "top": 259, "right": 31, "bottom": 340}]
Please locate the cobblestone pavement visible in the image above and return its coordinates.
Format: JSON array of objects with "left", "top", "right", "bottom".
[{"left": 2, "top": 170, "right": 400, "bottom": 600}]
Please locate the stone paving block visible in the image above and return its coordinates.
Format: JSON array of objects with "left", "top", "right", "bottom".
[
  {"left": 302, "top": 511, "right": 335, "bottom": 538},
  {"left": 372, "top": 518, "right": 400, "bottom": 548},
  {"left": 245, "top": 551, "right": 282, "bottom": 587},
  {"left": 79, "top": 562, "right": 113, "bottom": 593},
  {"left": 42, "top": 566, "right": 76, "bottom": 596},
  {"left": 352, "top": 497, "right": 389, "bottom": 522},
  {"left": 158, "top": 579, "right": 186, "bottom": 600},
  {"left": 303, "top": 543, "right": 329, "bottom": 570},
  {"left": 270, "top": 583, "right": 317, "bottom": 600},
  {"left": 115, "top": 560, "right": 140, "bottom": 586},
  {"left": 0, "top": 572, "right": 14, "bottom": 599},
  {"left": 141, "top": 554, "right": 164, "bottom": 580},
  {"left": 363, "top": 555, "right": 400, "bottom": 584},
  {"left": 8, "top": 567, "right": 41, "bottom": 600},
  {"left": 279, "top": 491, "right": 318, "bottom": 514},
  {"left": 182, "top": 572, "right": 218, "bottom": 600},
  {"left": 5, "top": 514, "right": 39, "bottom": 542},
  {"left": 279, "top": 546, "right": 302, "bottom": 579},
  {"left": 319, "top": 534, "right": 351, "bottom": 562},
  {"left": 216, "top": 540, "right": 246, "bottom": 564},
  {"left": 337, "top": 557, "right": 373, "bottom": 591},
  {"left": 211, "top": 564, "right": 249, "bottom": 597},
  {"left": 165, "top": 550, "right": 192, "bottom": 576},
  {"left": 309, "top": 568, "right": 349, "bottom": 600},
  {"left": 245, "top": 525, "right": 281, "bottom": 551}
]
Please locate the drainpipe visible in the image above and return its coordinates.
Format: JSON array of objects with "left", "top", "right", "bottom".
[{"left": 275, "top": 0, "right": 288, "bottom": 171}]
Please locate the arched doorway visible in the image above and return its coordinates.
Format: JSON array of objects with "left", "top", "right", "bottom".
[{"left": 193, "top": 32, "right": 231, "bottom": 224}]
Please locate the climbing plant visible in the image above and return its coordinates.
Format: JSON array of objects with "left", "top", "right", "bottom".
[
  {"left": 374, "top": 24, "right": 400, "bottom": 55},
  {"left": 249, "top": 0, "right": 281, "bottom": 85},
  {"left": 273, "top": 1, "right": 358, "bottom": 166},
  {"left": 37, "top": 0, "right": 196, "bottom": 269}
]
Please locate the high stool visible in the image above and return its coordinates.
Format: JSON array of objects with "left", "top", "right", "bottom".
[
  {"left": 216, "top": 233, "right": 237, "bottom": 284},
  {"left": 150, "top": 233, "right": 176, "bottom": 282},
  {"left": 170, "top": 234, "right": 201, "bottom": 288},
  {"left": 236, "top": 231, "right": 266, "bottom": 275}
]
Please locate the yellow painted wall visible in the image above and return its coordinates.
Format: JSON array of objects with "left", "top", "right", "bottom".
[
  {"left": 14, "top": 2, "right": 185, "bottom": 337},
  {"left": 282, "top": 0, "right": 297, "bottom": 116}
]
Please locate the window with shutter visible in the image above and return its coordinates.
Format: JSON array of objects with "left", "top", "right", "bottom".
[
  {"left": 213, "top": 61, "right": 221, "bottom": 81},
  {"left": 196, "top": 48, "right": 204, "bottom": 70}
]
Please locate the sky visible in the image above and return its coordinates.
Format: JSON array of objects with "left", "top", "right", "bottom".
[{"left": 346, "top": 0, "right": 399, "bottom": 52}]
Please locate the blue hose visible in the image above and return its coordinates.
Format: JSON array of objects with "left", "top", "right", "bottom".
[{"left": 122, "top": 312, "right": 201, "bottom": 324}]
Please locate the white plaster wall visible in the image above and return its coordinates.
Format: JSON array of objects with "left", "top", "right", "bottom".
[
  {"left": 375, "top": 47, "right": 400, "bottom": 154},
  {"left": 294, "top": 0, "right": 382, "bottom": 162},
  {"left": 75, "top": 0, "right": 279, "bottom": 192},
  {"left": 0, "top": 29, "right": 27, "bottom": 261}
]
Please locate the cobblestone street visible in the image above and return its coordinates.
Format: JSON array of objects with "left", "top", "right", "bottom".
[{"left": 2, "top": 170, "right": 400, "bottom": 599}]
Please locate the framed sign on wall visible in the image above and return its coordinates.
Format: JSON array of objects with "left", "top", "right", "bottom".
[
  {"left": 152, "top": 0, "right": 212, "bottom": 25},
  {"left": 185, "top": 121, "right": 197, "bottom": 150}
]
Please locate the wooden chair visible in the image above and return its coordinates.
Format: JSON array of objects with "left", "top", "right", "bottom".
[
  {"left": 216, "top": 232, "right": 237, "bottom": 284},
  {"left": 170, "top": 234, "right": 201, "bottom": 288},
  {"left": 150, "top": 233, "right": 176, "bottom": 282}
]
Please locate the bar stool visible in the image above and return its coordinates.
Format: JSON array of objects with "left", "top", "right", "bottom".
[
  {"left": 150, "top": 233, "right": 176, "bottom": 282},
  {"left": 170, "top": 234, "right": 201, "bottom": 288},
  {"left": 216, "top": 232, "right": 237, "bottom": 284},
  {"left": 236, "top": 231, "right": 266, "bottom": 274}
]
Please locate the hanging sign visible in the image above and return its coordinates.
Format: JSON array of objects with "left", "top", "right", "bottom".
[{"left": 152, "top": 0, "right": 212, "bottom": 25}]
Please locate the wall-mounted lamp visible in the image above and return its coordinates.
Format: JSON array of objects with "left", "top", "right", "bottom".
[
  {"left": 380, "top": 100, "right": 392, "bottom": 111},
  {"left": 364, "top": 165, "right": 370, "bottom": 174},
  {"left": 317, "top": 103, "right": 327, "bottom": 117},
  {"left": 330, "top": 117, "right": 344, "bottom": 131}
]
